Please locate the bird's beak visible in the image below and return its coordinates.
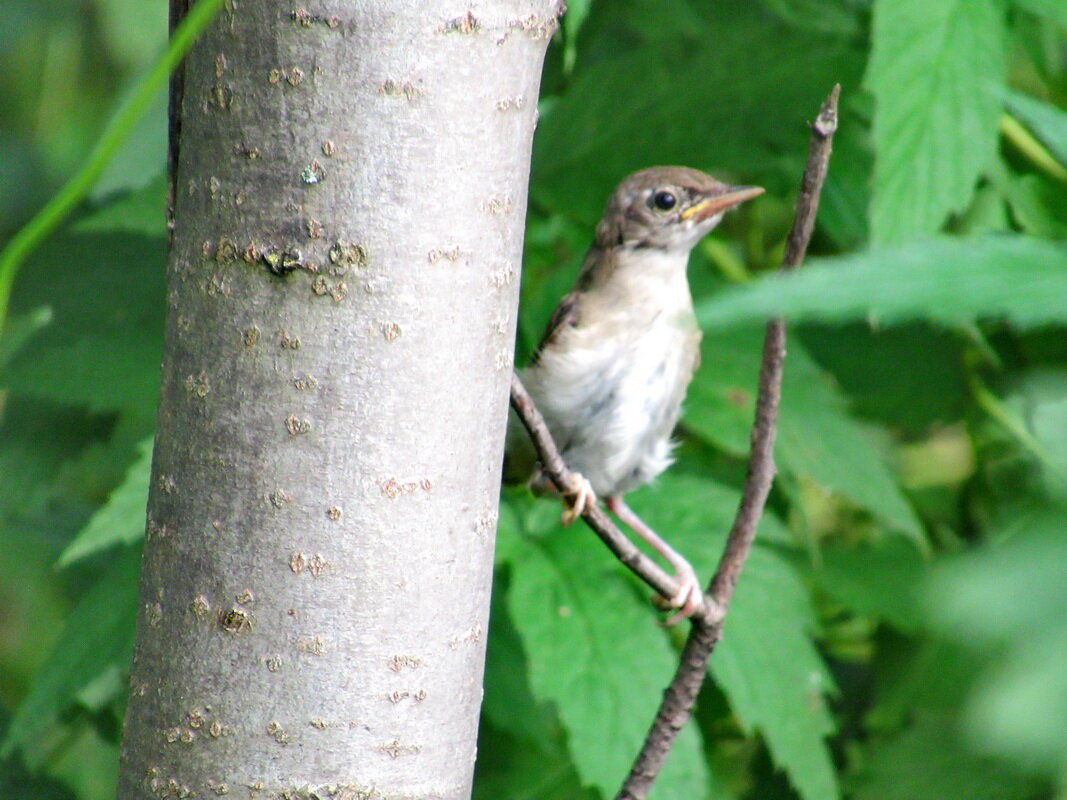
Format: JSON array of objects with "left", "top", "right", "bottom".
[{"left": 681, "top": 185, "right": 764, "bottom": 222}]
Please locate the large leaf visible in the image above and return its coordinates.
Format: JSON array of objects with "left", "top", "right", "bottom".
[
  {"left": 532, "top": 0, "right": 864, "bottom": 224},
  {"left": 1, "top": 544, "right": 140, "bottom": 758},
  {"left": 686, "top": 327, "right": 924, "bottom": 542},
  {"left": 696, "top": 236, "right": 1067, "bottom": 329},
  {"left": 629, "top": 475, "right": 839, "bottom": 800},
  {"left": 867, "top": 0, "right": 1007, "bottom": 242},
  {"left": 497, "top": 498, "right": 714, "bottom": 799},
  {"left": 57, "top": 436, "right": 152, "bottom": 566}
]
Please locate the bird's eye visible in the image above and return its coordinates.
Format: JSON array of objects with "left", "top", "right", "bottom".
[{"left": 651, "top": 190, "right": 677, "bottom": 211}]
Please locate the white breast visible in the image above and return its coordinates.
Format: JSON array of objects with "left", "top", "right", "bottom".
[{"left": 523, "top": 248, "right": 700, "bottom": 497}]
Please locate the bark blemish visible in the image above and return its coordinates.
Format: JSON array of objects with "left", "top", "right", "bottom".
[
  {"left": 191, "top": 594, "right": 212, "bottom": 617},
  {"left": 440, "top": 11, "right": 480, "bottom": 34},
  {"left": 279, "top": 332, "right": 301, "bottom": 350},
  {"left": 215, "top": 238, "right": 238, "bottom": 263},
  {"left": 293, "top": 374, "right": 318, "bottom": 391},
  {"left": 185, "top": 371, "right": 211, "bottom": 399},
  {"left": 388, "top": 689, "right": 427, "bottom": 704},
  {"left": 481, "top": 194, "right": 512, "bottom": 215},
  {"left": 496, "top": 95, "right": 525, "bottom": 111},
  {"left": 378, "top": 79, "right": 425, "bottom": 100},
  {"left": 427, "top": 246, "right": 460, "bottom": 264},
  {"left": 234, "top": 142, "right": 260, "bottom": 159},
  {"left": 305, "top": 218, "right": 324, "bottom": 239},
  {"left": 266, "top": 721, "right": 288, "bottom": 744},
  {"left": 218, "top": 606, "right": 253, "bottom": 633},
  {"left": 378, "top": 739, "right": 422, "bottom": 759},
  {"left": 321, "top": 139, "right": 335, "bottom": 156},
  {"left": 268, "top": 488, "right": 292, "bottom": 508},
  {"left": 311, "top": 276, "right": 348, "bottom": 301},
  {"left": 285, "top": 415, "right": 312, "bottom": 436},
  {"left": 301, "top": 160, "right": 325, "bottom": 184},
  {"left": 326, "top": 505, "right": 341, "bottom": 520},
  {"left": 328, "top": 240, "right": 367, "bottom": 270},
  {"left": 242, "top": 326, "right": 261, "bottom": 347},
  {"left": 262, "top": 248, "right": 304, "bottom": 276},
  {"left": 378, "top": 321, "right": 401, "bottom": 341},
  {"left": 387, "top": 654, "right": 423, "bottom": 673}
]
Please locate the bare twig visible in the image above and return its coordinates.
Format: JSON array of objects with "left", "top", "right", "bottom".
[
  {"left": 509, "top": 374, "right": 698, "bottom": 612},
  {"left": 614, "top": 84, "right": 840, "bottom": 800}
]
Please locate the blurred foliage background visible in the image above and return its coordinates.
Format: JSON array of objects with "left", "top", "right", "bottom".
[{"left": 1, "top": 0, "right": 1066, "bottom": 799}]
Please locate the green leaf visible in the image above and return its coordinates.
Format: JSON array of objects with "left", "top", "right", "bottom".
[
  {"left": 629, "top": 476, "right": 839, "bottom": 800},
  {"left": 1003, "top": 90, "right": 1067, "bottom": 169},
  {"left": 696, "top": 236, "right": 1067, "bottom": 329},
  {"left": 1012, "top": 0, "right": 1067, "bottom": 28},
  {"left": 532, "top": 0, "right": 863, "bottom": 223},
  {"left": 686, "top": 327, "right": 924, "bottom": 542},
  {"left": 867, "top": 0, "right": 1007, "bottom": 242},
  {"left": 931, "top": 504, "right": 1067, "bottom": 776},
  {"left": 0, "top": 306, "right": 52, "bottom": 369},
  {"left": 852, "top": 711, "right": 1043, "bottom": 800},
  {"left": 498, "top": 500, "right": 714, "bottom": 799},
  {"left": 57, "top": 436, "right": 152, "bottom": 566},
  {"left": 75, "top": 174, "right": 166, "bottom": 236},
  {"left": 811, "top": 538, "right": 927, "bottom": 632},
  {"left": 755, "top": 0, "right": 862, "bottom": 35},
  {"left": 1, "top": 544, "right": 140, "bottom": 758},
  {"left": 3, "top": 335, "right": 161, "bottom": 414},
  {"left": 2, "top": 230, "right": 165, "bottom": 415}
]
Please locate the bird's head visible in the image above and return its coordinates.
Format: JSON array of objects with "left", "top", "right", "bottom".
[{"left": 594, "top": 166, "right": 763, "bottom": 253}]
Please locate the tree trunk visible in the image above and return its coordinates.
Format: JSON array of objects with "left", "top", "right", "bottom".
[{"left": 117, "top": 2, "right": 556, "bottom": 798}]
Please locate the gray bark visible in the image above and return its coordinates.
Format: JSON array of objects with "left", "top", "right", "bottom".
[{"left": 117, "top": 3, "right": 556, "bottom": 798}]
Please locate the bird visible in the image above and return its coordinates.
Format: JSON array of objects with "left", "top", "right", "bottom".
[{"left": 511, "top": 166, "right": 763, "bottom": 621}]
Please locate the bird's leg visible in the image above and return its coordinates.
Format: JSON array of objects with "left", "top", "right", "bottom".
[
  {"left": 560, "top": 473, "right": 597, "bottom": 526},
  {"left": 606, "top": 494, "right": 703, "bottom": 624}
]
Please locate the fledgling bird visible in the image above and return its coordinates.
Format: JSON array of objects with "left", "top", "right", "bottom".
[{"left": 514, "top": 166, "right": 763, "bottom": 620}]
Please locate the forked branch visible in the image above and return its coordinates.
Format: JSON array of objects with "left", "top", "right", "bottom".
[{"left": 508, "top": 84, "right": 840, "bottom": 800}]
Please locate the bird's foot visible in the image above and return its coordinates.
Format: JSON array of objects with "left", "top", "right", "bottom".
[
  {"left": 607, "top": 494, "right": 705, "bottom": 625},
  {"left": 560, "top": 473, "right": 597, "bottom": 526},
  {"left": 659, "top": 562, "right": 703, "bottom": 627}
]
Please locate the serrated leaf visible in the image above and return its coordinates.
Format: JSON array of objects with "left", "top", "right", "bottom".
[
  {"left": 867, "top": 0, "right": 1007, "bottom": 242},
  {"left": 628, "top": 476, "right": 839, "bottom": 800},
  {"left": 498, "top": 502, "right": 714, "bottom": 799},
  {"left": 1, "top": 544, "right": 139, "bottom": 758},
  {"left": 696, "top": 236, "right": 1067, "bottom": 329},
  {"left": 57, "top": 436, "right": 152, "bottom": 566},
  {"left": 687, "top": 327, "right": 923, "bottom": 542}
]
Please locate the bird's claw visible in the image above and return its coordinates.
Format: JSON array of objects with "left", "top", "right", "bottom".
[
  {"left": 659, "top": 564, "right": 704, "bottom": 627},
  {"left": 560, "top": 473, "right": 597, "bottom": 526}
]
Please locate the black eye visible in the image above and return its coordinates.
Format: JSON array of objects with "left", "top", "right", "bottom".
[{"left": 651, "top": 190, "right": 677, "bottom": 211}]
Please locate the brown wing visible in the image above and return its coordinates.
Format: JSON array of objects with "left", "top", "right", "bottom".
[{"left": 529, "top": 291, "right": 581, "bottom": 366}]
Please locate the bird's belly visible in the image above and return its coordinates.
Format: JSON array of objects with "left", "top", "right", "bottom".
[{"left": 531, "top": 316, "right": 698, "bottom": 496}]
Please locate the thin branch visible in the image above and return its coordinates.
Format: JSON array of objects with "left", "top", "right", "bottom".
[{"left": 616, "top": 84, "right": 840, "bottom": 800}]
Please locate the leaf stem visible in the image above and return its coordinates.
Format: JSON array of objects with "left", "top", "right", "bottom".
[{"left": 999, "top": 113, "right": 1067, "bottom": 183}]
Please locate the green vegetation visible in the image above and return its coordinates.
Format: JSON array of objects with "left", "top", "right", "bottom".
[{"left": 1, "top": 1, "right": 1065, "bottom": 798}]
